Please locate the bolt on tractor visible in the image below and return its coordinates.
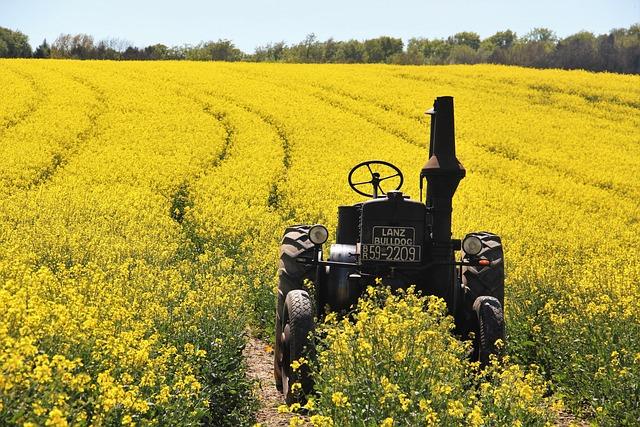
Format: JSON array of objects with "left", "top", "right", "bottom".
[{"left": 274, "top": 96, "right": 505, "bottom": 404}]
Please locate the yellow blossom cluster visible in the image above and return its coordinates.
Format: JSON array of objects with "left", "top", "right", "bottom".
[
  {"left": 305, "top": 287, "right": 559, "bottom": 426},
  {"left": 1, "top": 59, "right": 638, "bottom": 424}
]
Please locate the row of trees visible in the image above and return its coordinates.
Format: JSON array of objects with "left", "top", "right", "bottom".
[{"left": 1, "top": 25, "right": 638, "bottom": 74}]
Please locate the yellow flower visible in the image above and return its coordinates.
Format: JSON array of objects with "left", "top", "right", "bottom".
[
  {"left": 398, "top": 393, "right": 411, "bottom": 411},
  {"left": 519, "top": 383, "right": 534, "bottom": 401},
  {"left": 277, "top": 404, "right": 290, "bottom": 414},
  {"left": 447, "top": 399, "right": 465, "bottom": 419},
  {"left": 424, "top": 411, "right": 439, "bottom": 425},
  {"left": 418, "top": 398, "right": 432, "bottom": 411},
  {"left": 380, "top": 417, "right": 393, "bottom": 427},
  {"left": 357, "top": 338, "right": 372, "bottom": 354},
  {"left": 291, "top": 358, "right": 307, "bottom": 372},
  {"left": 331, "top": 391, "right": 349, "bottom": 407},
  {"left": 289, "top": 402, "right": 301, "bottom": 412},
  {"left": 304, "top": 397, "right": 316, "bottom": 411},
  {"left": 45, "top": 408, "right": 68, "bottom": 427},
  {"left": 467, "top": 404, "right": 484, "bottom": 426},
  {"left": 310, "top": 415, "right": 333, "bottom": 426}
]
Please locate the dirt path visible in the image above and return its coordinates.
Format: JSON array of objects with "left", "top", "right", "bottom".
[{"left": 244, "top": 336, "right": 292, "bottom": 426}]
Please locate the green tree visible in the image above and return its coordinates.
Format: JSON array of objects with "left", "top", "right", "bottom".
[
  {"left": 480, "top": 30, "right": 517, "bottom": 64},
  {"left": 448, "top": 31, "right": 481, "bottom": 50},
  {"left": 524, "top": 27, "right": 557, "bottom": 44},
  {"left": 284, "top": 34, "right": 323, "bottom": 63},
  {"left": 0, "top": 38, "right": 9, "bottom": 57},
  {"left": 448, "top": 44, "right": 480, "bottom": 64},
  {"left": 554, "top": 31, "right": 598, "bottom": 70},
  {"left": 0, "top": 27, "right": 32, "bottom": 57},
  {"left": 335, "top": 39, "right": 365, "bottom": 63},
  {"left": 33, "top": 39, "right": 51, "bottom": 58},
  {"left": 510, "top": 28, "right": 557, "bottom": 68},
  {"left": 203, "top": 40, "right": 243, "bottom": 61},
  {"left": 363, "top": 36, "right": 403, "bottom": 63},
  {"left": 322, "top": 37, "right": 339, "bottom": 62},
  {"left": 52, "top": 33, "right": 96, "bottom": 59},
  {"left": 253, "top": 41, "right": 287, "bottom": 61},
  {"left": 143, "top": 44, "right": 169, "bottom": 60}
]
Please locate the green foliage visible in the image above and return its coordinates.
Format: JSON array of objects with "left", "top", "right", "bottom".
[
  {"left": 186, "top": 40, "right": 244, "bottom": 61},
  {"left": 335, "top": 39, "right": 366, "bottom": 63},
  {"left": 0, "top": 26, "right": 32, "bottom": 58},
  {"left": 8, "top": 24, "right": 640, "bottom": 73},
  {"left": 34, "top": 39, "right": 51, "bottom": 59},
  {"left": 448, "top": 31, "right": 481, "bottom": 50},
  {"left": 524, "top": 28, "right": 558, "bottom": 44},
  {"left": 485, "top": 30, "right": 517, "bottom": 49},
  {"left": 363, "top": 36, "right": 403, "bottom": 63}
]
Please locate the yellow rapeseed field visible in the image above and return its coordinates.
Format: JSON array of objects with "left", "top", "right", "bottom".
[{"left": 0, "top": 59, "right": 638, "bottom": 426}]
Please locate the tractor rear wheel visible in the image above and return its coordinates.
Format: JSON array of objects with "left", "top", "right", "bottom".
[
  {"left": 280, "top": 290, "right": 315, "bottom": 404},
  {"left": 461, "top": 232, "right": 505, "bottom": 364},
  {"left": 474, "top": 296, "right": 505, "bottom": 366},
  {"left": 461, "top": 232, "right": 504, "bottom": 308},
  {"left": 274, "top": 226, "right": 315, "bottom": 391}
]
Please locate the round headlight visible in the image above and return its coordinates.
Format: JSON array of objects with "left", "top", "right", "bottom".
[
  {"left": 462, "top": 235, "right": 483, "bottom": 256},
  {"left": 309, "top": 224, "right": 329, "bottom": 245}
]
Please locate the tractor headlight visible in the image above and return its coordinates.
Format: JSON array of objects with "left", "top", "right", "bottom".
[
  {"left": 309, "top": 224, "right": 329, "bottom": 245},
  {"left": 462, "top": 235, "right": 483, "bottom": 256}
]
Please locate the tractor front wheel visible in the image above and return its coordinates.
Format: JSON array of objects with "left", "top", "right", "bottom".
[
  {"left": 473, "top": 296, "right": 505, "bottom": 366},
  {"left": 280, "top": 289, "right": 315, "bottom": 404},
  {"left": 274, "top": 226, "right": 315, "bottom": 391}
]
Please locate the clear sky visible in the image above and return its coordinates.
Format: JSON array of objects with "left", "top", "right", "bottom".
[{"left": 3, "top": 0, "right": 639, "bottom": 51}]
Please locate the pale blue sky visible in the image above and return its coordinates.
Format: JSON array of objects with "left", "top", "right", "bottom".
[{"left": 3, "top": 0, "right": 639, "bottom": 51}]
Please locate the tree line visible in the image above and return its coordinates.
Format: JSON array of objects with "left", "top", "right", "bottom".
[{"left": 1, "top": 25, "right": 638, "bottom": 74}]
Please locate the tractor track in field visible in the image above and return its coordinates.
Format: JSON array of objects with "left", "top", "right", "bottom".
[
  {"left": 25, "top": 69, "right": 108, "bottom": 191},
  {"left": 167, "top": 101, "right": 238, "bottom": 256},
  {"left": 203, "top": 106, "right": 235, "bottom": 167},
  {"left": 0, "top": 66, "right": 46, "bottom": 138},
  {"left": 164, "top": 75, "right": 295, "bottom": 222},
  {"left": 202, "top": 89, "right": 295, "bottom": 217}
]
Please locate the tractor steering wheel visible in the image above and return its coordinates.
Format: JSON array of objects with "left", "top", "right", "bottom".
[{"left": 348, "top": 160, "right": 404, "bottom": 198}]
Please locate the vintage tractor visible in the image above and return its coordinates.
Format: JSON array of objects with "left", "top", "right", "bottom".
[{"left": 274, "top": 96, "right": 505, "bottom": 403}]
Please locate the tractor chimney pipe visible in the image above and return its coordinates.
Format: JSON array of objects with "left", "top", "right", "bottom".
[
  {"left": 421, "top": 96, "right": 466, "bottom": 243},
  {"left": 421, "top": 97, "right": 466, "bottom": 302}
]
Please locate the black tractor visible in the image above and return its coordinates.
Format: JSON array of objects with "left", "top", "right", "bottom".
[{"left": 274, "top": 96, "right": 505, "bottom": 404}]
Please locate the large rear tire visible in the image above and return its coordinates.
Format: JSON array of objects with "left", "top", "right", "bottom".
[
  {"left": 274, "top": 226, "right": 315, "bottom": 391},
  {"left": 461, "top": 232, "right": 504, "bottom": 308},
  {"left": 280, "top": 290, "right": 315, "bottom": 404}
]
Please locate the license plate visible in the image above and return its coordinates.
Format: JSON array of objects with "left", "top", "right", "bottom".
[{"left": 361, "top": 226, "right": 421, "bottom": 262}]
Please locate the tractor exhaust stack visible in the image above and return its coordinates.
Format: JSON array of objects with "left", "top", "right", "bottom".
[{"left": 421, "top": 96, "right": 466, "bottom": 299}]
